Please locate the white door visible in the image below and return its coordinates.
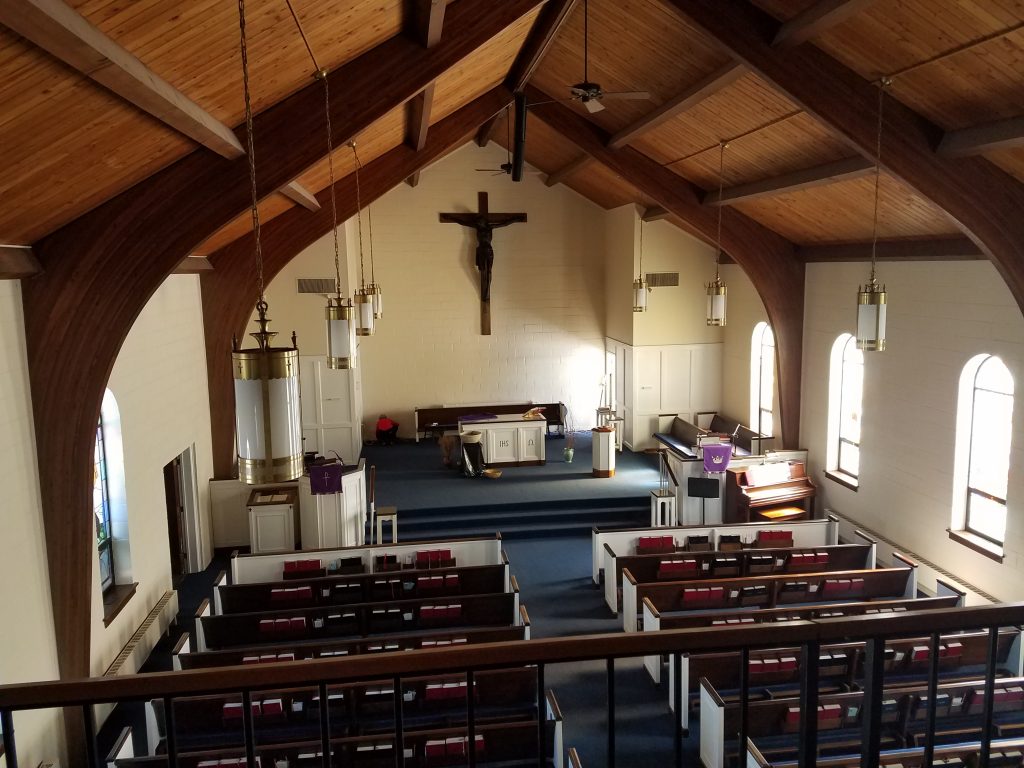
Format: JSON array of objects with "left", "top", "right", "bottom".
[{"left": 300, "top": 356, "right": 362, "bottom": 464}]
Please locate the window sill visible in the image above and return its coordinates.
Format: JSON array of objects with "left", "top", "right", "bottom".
[
  {"left": 947, "top": 529, "right": 1004, "bottom": 563},
  {"left": 102, "top": 582, "right": 138, "bottom": 627},
  {"left": 825, "top": 471, "right": 859, "bottom": 492}
]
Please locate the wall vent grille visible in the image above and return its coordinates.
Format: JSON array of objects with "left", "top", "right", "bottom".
[
  {"left": 297, "top": 278, "right": 337, "bottom": 294},
  {"left": 646, "top": 272, "right": 679, "bottom": 287}
]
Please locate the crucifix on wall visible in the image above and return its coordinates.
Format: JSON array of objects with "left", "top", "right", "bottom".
[{"left": 439, "top": 191, "right": 527, "bottom": 335}]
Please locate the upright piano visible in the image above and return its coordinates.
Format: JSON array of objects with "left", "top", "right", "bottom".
[{"left": 723, "top": 461, "right": 816, "bottom": 524}]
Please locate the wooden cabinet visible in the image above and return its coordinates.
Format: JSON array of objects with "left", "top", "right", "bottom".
[{"left": 247, "top": 488, "right": 297, "bottom": 554}]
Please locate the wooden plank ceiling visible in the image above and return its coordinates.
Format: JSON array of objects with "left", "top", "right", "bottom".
[{"left": 1, "top": 0, "right": 1022, "bottom": 259}]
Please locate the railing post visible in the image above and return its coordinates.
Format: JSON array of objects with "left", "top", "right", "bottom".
[
  {"left": 163, "top": 697, "right": 178, "bottom": 768},
  {"left": 241, "top": 690, "right": 257, "bottom": 768},
  {"left": 319, "top": 683, "right": 331, "bottom": 768},
  {"left": 606, "top": 658, "right": 615, "bottom": 768},
  {"left": 2, "top": 709, "right": 19, "bottom": 768},
  {"left": 673, "top": 653, "right": 683, "bottom": 768},
  {"left": 860, "top": 637, "right": 885, "bottom": 768},
  {"left": 923, "top": 631, "right": 940, "bottom": 766},
  {"left": 467, "top": 671, "right": 477, "bottom": 768},
  {"left": 739, "top": 646, "right": 750, "bottom": 760},
  {"left": 82, "top": 704, "right": 98, "bottom": 768},
  {"left": 981, "top": 626, "right": 999, "bottom": 768},
  {"left": 798, "top": 640, "right": 819, "bottom": 768},
  {"left": 394, "top": 676, "right": 405, "bottom": 768},
  {"left": 537, "top": 663, "right": 546, "bottom": 768}
]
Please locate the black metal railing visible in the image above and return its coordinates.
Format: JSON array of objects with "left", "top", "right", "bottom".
[{"left": 1, "top": 602, "right": 1023, "bottom": 768}]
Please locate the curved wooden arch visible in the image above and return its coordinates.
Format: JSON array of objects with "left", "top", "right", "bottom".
[
  {"left": 203, "top": 88, "right": 512, "bottom": 478},
  {"left": 524, "top": 86, "right": 805, "bottom": 451}
]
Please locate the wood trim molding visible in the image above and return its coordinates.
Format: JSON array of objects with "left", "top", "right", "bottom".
[
  {"left": 703, "top": 156, "right": 873, "bottom": 206},
  {"left": 173, "top": 256, "right": 214, "bottom": 274},
  {"left": 608, "top": 62, "right": 746, "bottom": 149},
  {"left": 642, "top": 207, "right": 670, "bottom": 222},
  {"left": 772, "top": 0, "right": 880, "bottom": 47},
  {"left": 544, "top": 155, "right": 594, "bottom": 187},
  {"left": 0, "top": 0, "right": 244, "bottom": 159},
  {"left": 663, "top": 0, "right": 1024, "bottom": 319},
  {"left": 19, "top": 4, "right": 542, "bottom": 755},
  {"left": 526, "top": 84, "right": 804, "bottom": 452},
  {"left": 277, "top": 182, "right": 321, "bottom": 212},
  {"left": 0, "top": 245, "right": 42, "bottom": 279},
  {"left": 203, "top": 88, "right": 513, "bottom": 477},
  {"left": 798, "top": 236, "right": 984, "bottom": 262},
  {"left": 475, "top": 0, "right": 579, "bottom": 147},
  {"left": 938, "top": 115, "right": 1024, "bottom": 158}
]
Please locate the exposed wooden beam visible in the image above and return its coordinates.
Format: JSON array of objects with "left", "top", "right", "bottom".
[
  {"left": 664, "top": 0, "right": 1024, "bottom": 321},
  {"left": 0, "top": 0, "right": 244, "bottom": 159},
  {"left": 173, "top": 256, "right": 214, "bottom": 273},
  {"left": 799, "top": 237, "right": 985, "bottom": 262},
  {"left": 204, "top": 88, "right": 513, "bottom": 477},
  {"left": 608, "top": 62, "right": 746, "bottom": 149},
  {"left": 20, "top": 2, "right": 544, "bottom": 754},
  {"left": 476, "top": 0, "right": 579, "bottom": 147},
  {"left": 938, "top": 115, "right": 1024, "bottom": 158},
  {"left": 410, "top": 0, "right": 447, "bottom": 46},
  {"left": 526, "top": 84, "right": 804, "bottom": 451},
  {"left": 642, "top": 206, "right": 670, "bottom": 222},
  {"left": 0, "top": 245, "right": 41, "bottom": 278},
  {"left": 545, "top": 155, "right": 594, "bottom": 186},
  {"left": 278, "top": 182, "right": 321, "bottom": 212},
  {"left": 405, "top": 84, "right": 437, "bottom": 187},
  {"left": 772, "top": 0, "right": 879, "bottom": 47},
  {"left": 704, "top": 156, "right": 873, "bottom": 206}
]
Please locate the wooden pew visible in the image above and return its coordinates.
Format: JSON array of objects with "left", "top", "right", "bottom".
[
  {"left": 700, "top": 675, "right": 1024, "bottom": 768},
  {"left": 622, "top": 554, "right": 918, "bottom": 633},
  {"left": 591, "top": 516, "right": 840, "bottom": 585},
  {"left": 217, "top": 562, "right": 508, "bottom": 615},
  {"left": 673, "top": 626, "right": 1022, "bottom": 732},
  {"left": 415, "top": 401, "right": 566, "bottom": 440},
  {"left": 174, "top": 624, "right": 530, "bottom": 671},
  {"left": 197, "top": 589, "right": 522, "bottom": 652},
  {"left": 231, "top": 535, "right": 505, "bottom": 585},
  {"left": 605, "top": 541, "right": 875, "bottom": 613},
  {"left": 750, "top": 735, "right": 1024, "bottom": 767}
]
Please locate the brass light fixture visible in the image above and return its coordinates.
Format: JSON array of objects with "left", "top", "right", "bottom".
[
  {"left": 350, "top": 143, "right": 376, "bottom": 337},
  {"left": 706, "top": 141, "right": 728, "bottom": 327},
  {"left": 856, "top": 78, "right": 890, "bottom": 352},
  {"left": 632, "top": 217, "right": 649, "bottom": 312},
  {"left": 367, "top": 205, "right": 383, "bottom": 320},
  {"left": 232, "top": 0, "right": 303, "bottom": 484},
  {"left": 316, "top": 70, "right": 357, "bottom": 370}
]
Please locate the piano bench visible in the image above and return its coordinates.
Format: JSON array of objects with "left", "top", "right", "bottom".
[{"left": 756, "top": 507, "right": 807, "bottom": 523}]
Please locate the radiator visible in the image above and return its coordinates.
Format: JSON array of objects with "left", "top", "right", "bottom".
[{"left": 104, "top": 590, "right": 179, "bottom": 677}]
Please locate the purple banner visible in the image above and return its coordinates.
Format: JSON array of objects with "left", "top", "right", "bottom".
[{"left": 703, "top": 443, "right": 732, "bottom": 473}]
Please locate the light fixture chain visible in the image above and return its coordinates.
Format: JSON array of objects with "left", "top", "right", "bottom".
[
  {"left": 351, "top": 143, "right": 367, "bottom": 288},
  {"left": 869, "top": 79, "right": 889, "bottom": 282},
  {"left": 638, "top": 216, "right": 643, "bottom": 277},
  {"left": 322, "top": 74, "right": 343, "bottom": 299},
  {"left": 583, "top": 0, "right": 589, "bottom": 83},
  {"left": 715, "top": 141, "right": 726, "bottom": 279},
  {"left": 284, "top": 0, "right": 320, "bottom": 72},
  {"left": 238, "top": 0, "right": 264, "bottom": 304}
]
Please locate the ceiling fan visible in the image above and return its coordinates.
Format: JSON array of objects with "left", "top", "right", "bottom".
[{"left": 566, "top": 0, "right": 650, "bottom": 113}]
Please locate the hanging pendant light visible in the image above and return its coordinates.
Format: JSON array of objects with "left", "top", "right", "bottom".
[
  {"left": 350, "top": 143, "right": 376, "bottom": 337},
  {"left": 857, "top": 78, "right": 890, "bottom": 352},
  {"left": 315, "top": 70, "right": 357, "bottom": 370},
  {"left": 232, "top": 0, "right": 303, "bottom": 484},
  {"left": 706, "top": 141, "right": 728, "bottom": 327},
  {"left": 633, "top": 217, "right": 649, "bottom": 312},
  {"left": 367, "top": 204, "right": 383, "bottom": 319}
]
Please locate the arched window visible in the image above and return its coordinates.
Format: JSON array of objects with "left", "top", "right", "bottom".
[
  {"left": 826, "top": 334, "right": 864, "bottom": 486},
  {"left": 95, "top": 389, "right": 130, "bottom": 596},
  {"left": 94, "top": 417, "right": 115, "bottom": 592},
  {"left": 952, "top": 355, "right": 1014, "bottom": 548},
  {"left": 750, "top": 322, "right": 775, "bottom": 437}
]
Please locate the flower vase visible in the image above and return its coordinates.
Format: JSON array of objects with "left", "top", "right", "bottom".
[{"left": 563, "top": 447, "right": 575, "bottom": 463}]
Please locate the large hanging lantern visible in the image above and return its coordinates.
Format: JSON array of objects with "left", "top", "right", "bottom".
[
  {"left": 355, "top": 286, "right": 375, "bottom": 336},
  {"left": 350, "top": 142, "right": 376, "bottom": 336},
  {"left": 233, "top": 304, "right": 303, "bottom": 484},
  {"left": 633, "top": 218, "right": 649, "bottom": 313},
  {"left": 326, "top": 297, "right": 356, "bottom": 369},
  {"left": 706, "top": 141, "right": 728, "bottom": 327},
  {"left": 232, "top": 0, "right": 302, "bottom": 485},
  {"left": 369, "top": 282, "right": 384, "bottom": 319},
  {"left": 856, "top": 77, "right": 891, "bottom": 353}
]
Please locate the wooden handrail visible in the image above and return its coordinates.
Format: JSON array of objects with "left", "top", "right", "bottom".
[{"left": 1, "top": 603, "right": 1022, "bottom": 710}]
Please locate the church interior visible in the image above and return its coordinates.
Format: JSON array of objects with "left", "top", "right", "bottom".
[{"left": 2, "top": 0, "right": 1024, "bottom": 766}]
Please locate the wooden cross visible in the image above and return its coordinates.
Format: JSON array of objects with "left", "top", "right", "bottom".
[{"left": 439, "top": 191, "right": 527, "bottom": 335}]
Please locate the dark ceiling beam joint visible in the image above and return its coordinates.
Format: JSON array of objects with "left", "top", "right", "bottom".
[
  {"left": 703, "top": 155, "right": 873, "bottom": 206},
  {"left": 545, "top": 155, "right": 594, "bottom": 186},
  {"left": 772, "top": 0, "right": 880, "bottom": 47},
  {"left": 799, "top": 237, "right": 985, "bottom": 262},
  {"left": 938, "top": 115, "right": 1024, "bottom": 158},
  {"left": 0, "top": 245, "right": 41, "bottom": 279},
  {"left": 404, "top": 0, "right": 446, "bottom": 185}
]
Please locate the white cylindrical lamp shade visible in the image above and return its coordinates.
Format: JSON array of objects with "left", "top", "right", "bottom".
[
  {"left": 369, "top": 282, "right": 383, "bottom": 319},
  {"left": 355, "top": 288, "right": 375, "bottom": 336},
  {"left": 326, "top": 299, "right": 356, "bottom": 370},
  {"left": 856, "top": 282, "right": 887, "bottom": 351},
  {"left": 232, "top": 345, "right": 303, "bottom": 484},
  {"left": 632, "top": 277, "right": 648, "bottom": 312},
  {"left": 706, "top": 277, "right": 727, "bottom": 327}
]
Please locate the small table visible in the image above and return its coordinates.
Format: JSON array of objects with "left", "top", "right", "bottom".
[{"left": 376, "top": 506, "right": 398, "bottom": 544}]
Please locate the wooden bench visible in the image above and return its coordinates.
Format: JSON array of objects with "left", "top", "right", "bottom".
[
  {"left": 622, "top": 554, "right": 918, "bottom": 633},
  {"left": 751, "top": 735, "right": 1024, "bottom": 767},
  {"left": 415, "top": 402, "right": 565, "bottom": 441},
  {"left": 197, "top": 589, "right": 523, "bottom": 652},
  {"left": 606, "top": 541, "right": 875, "bottom": 613},
  {"left": 701, "top": 675, "right": 1024, "bottom": 768},
  {"left": 174, "top": 624, "right": 529, "bottom": 671}
]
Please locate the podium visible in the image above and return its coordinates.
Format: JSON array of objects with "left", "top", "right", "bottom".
[{"left": 592, "top": 427, "right": 615, "bottom": 477}]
